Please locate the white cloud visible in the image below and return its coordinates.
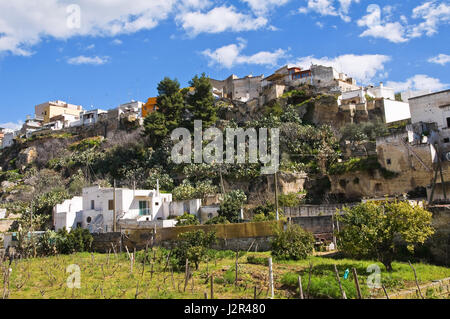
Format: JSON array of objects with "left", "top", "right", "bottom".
[
  {"left": 85, "top": 44, "right": 95, "bottom": 50},
  {"left": 176, "top": 6, "right": 268, "bottom": 36},
  {"left": 409, "top": 1, "right": 450, "bottom": 38},
  {"left": 298, "top": 0, "right": 360, "bottom": 22},
  {"left": 428, "top": 54, "right": 450, "bottom": 65},
  {"left": 67, "top": 55, "right": 110, "bottom": 65},
  {"left": 357, "top": 4, "right": 408, "bottom": 43},
  {"left": 241, "top": 0, "right": 291, "bottom": 15},
  {"left": 0, "top": 121, "right": 23, "bottom": 131},
  {"left": 294, "top": 54, "right": 391, "bottom": 83},
  {"left": 387, "top": 74, "right": 448, "bottom": 93},
  {"left": 111, "top": 39, "right": 123, "bottom": 46},
  {"left": 0, "top": 0, "right": 177, "bottom": 56},
  {"left": 202, "top": 38, "right": 288, "bottom": 68},
  {"left": 357, "top": 2, "right": 450, "bottom": 43}
]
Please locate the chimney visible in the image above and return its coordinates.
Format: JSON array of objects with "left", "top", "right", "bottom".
[
  {"left": 156, "top": 179, "right": 160, "bottom": 196},
  {"left": 380, "top": 82, "right": 383, "bottom": 88}
]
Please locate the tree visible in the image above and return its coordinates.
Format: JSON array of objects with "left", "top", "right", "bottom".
[
  {"left": 157, "top": 77, "right": 185, "bottom": 130},
  {"left": 218, "top": 190, "right": 247, "bottom": 223},
  {"left": 172, "top": 180, "right": 218, "bottom": 202},
  {"left": 143, "top": 109, "right": 169, "bottom": 148},
  {"left": 271, "top": 224, "right": 315, "bottom": 260},
  {"left": 337, "top": 201, "right": 434, "bottom": 271},
  {"left": 143, "top": 77, "right": 185, "bottom": 147},
  {"left": 172, "top": 230, "right": 217, "bottom": 270},
  {"left": 186, "top": 73, "right": 217, "bottom": 128}
]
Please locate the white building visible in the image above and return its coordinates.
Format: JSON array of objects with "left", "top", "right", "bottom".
[
  {"left": 53, "top": 197, "right": 83, "bottom": 232},
  {"left": 409, "top": 90, "right": 450, "bottom": 130},
  {"left": 53, "top": 185, "right": 173, "bottom": 233},
  {"left": 71, "top": 109, "right": 107, "bottom": 127},
  {"left": 1, "top": 129, "right": 18, "bottom": 148},
  {"left": 340, "top": 83, "right": 411, "bottom": 124},
  {"left": 117, "top": 101, "right": 144, "bottom": 116}
]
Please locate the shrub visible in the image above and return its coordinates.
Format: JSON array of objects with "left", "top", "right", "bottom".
[
  {"left": 175, "top": 213, "right": 200, "bottom": 226},
  {"left": 37, "top": 230, "right": 58, "bottom": 256},
  {"left": 55, "top": 228, "right": 93, "bottom": 255},
  {"left": 69, "top": 136, "right": 103, "bottom": 152},
  {"left": 204, "top": 216, "right": 230, "bottom": 225},
  {"left": 171, "top": 230, "right": 217, "bottom": 270},
  {"left": 271, "top": 224, "right": 315, "bottom": 260},
  {"left": 218, "top": 190, "right": 247, "bottom": 223}
]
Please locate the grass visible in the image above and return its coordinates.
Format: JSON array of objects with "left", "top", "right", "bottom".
[{"left": 3, "top": 250, "right": 450, "bottom": 299}]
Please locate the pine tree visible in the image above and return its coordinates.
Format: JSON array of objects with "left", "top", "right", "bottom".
[
  {"left": 187, "top": 73, "right": 218, "bottom": 129},
  {"left": 156, "top": 77, "right": 185, "bottom": 131}
]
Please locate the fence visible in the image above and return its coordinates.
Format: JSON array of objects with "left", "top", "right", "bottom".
[{"left": 282, "top": 203, "right": 357, "bottom": 218}]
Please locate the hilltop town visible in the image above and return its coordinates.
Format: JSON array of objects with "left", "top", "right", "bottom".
[{"left": 0, "top": 63, "right": 449, "bottom": 270}]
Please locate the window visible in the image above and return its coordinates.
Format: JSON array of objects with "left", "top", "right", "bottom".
[
  {"left": 108, "top": 200, "right": 114, "bottom": 211},
  {"left": 386, "top": 159, "right": 392, "bottom": 165},
  {"left": 155, "top": 202, "right": 159, "bottom": 206},
  {"left": 447, "top": 117, "right": 450, "bottom": 128},
  {"left": 444, "top": 138, "right": 450, "bottom": 144},
  {"left": 139, "top": 201, "right": 148, "bottom": 216},
  {"left": 87, "top": 217, "right": 92, "bottom": 223},
  {"left": 91, "top": 200, "right": 95, "bottom": 210},
  {"left": 76, "top": 222, "right": 82, "bottom": 228}
]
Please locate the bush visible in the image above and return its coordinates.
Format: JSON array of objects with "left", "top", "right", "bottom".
[
  {"left": 171, "top": 230, "right": 217, "bottom": 270},
  {"left": 175, "top": 213, "right": 200, "bottom": 226},
  {"left": 271, "top": 224, "right": 315, "bottom": 261},
  {"left": 218, "top": 190, "right": 247, "bottom": 223},
  {"left": 55, "top": 228, "right": 93, "bottom": 255},
  {"left": 204, "top": 216, "right": 230, "bottom": 225},
  {"left": 37, "top": 230, "right": 58, "bottom": 256}
]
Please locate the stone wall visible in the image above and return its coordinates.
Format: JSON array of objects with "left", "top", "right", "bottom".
[{"left": 91, "top": 232, "right": 122, "bottom": 253}]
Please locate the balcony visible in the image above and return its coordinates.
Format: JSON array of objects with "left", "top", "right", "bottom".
[{"left": 138, "top": 208, "right": 152, "bottom": 216}]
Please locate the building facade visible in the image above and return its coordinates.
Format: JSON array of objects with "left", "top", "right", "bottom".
[{"left": 35, "top": 100, "right": 83, "bottom": 123}]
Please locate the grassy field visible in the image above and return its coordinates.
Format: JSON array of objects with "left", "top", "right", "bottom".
[{"left": 3, "top": 249, "right": 450, "bottom": 299}]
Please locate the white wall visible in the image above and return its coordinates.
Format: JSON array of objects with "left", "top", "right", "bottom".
[
  {"left": 383, "top": 99, "right": 411, "bottom": 123},
  {"left": 409, "top": 90, "right": 450, "bottom": 129},
  {"left": 53, "top": 197, "right": 83, "bottom": 231}
]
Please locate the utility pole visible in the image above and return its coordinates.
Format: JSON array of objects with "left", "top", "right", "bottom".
[
  {"left": 274, "top": 171, "right": 279, "bottom": 221},
  {"left": 113, "top": 180, "right": 117, "bottom": 232},
  {"left": 219, "top": 167, "right": 226, "bottom": 196},
  {"left": 435, "top": 143, "right": 447, "bottom": 200}
]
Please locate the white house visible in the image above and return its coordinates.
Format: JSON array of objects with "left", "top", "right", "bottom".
[
  {"left": 340, "top": 83, "right": 411, "bottom": 124},
  {"left": 70, "top": 109, "right": 107, "bottom": 127},
  {"left": 1, "top": 129, "right": 18, "bottom": 148},
  {"left": 117, "top": 101, "right": 144, "bottom": 116},
  {"left": 53, "top": 196, "right": 83, "bottom": 232},
  {"left": 409, "top": 90, "right": 450, "bottom": 130},
  {"left": 53, "top": 185, "right": 173, "bottom": 233}
]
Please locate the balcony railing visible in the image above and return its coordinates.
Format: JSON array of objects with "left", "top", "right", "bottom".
[{"left": 139, "top": 208, "right": 152, "bottom": 216}]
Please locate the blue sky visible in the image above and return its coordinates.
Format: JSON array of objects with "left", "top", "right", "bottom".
[{"left": 0, "top": 0, "right": 449, "bottom": 128}]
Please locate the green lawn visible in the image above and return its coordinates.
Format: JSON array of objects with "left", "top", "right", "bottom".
[{"left": 3, "top": 250, "right": 450, "bottom": 299}]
